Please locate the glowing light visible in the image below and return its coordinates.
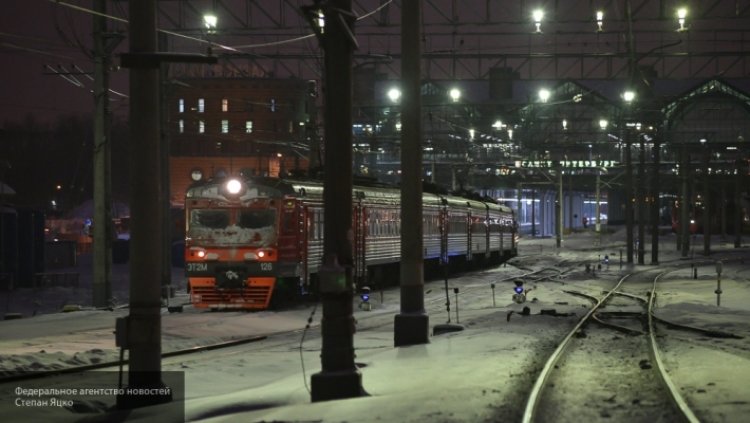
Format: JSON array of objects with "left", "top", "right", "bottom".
[
  {"left": 622, "top": 90, "right": 636, "bottom": 103},
  {"left": 532, "top": 9, "right": 544, "bottom": 33},
  {"left": 596, "top": 11, "right": 604, "bottom": 31},
  {"left": 203, "top": 14, "right": 217, "bottom": 31},
  {"left": 677, "top": 7, "right": 688, "bottom": 31},
  {"left": 449, "top": 88, "right": 461, "bottom": 102},
  {"left": 226, "top": 178, "right": 242, "bottom": 195},
  {"left": 538, "top": 88, "right": 551, "bottom": 103},
  {"left": 387, "top": 88, "right": 401, "bottom": 103}
]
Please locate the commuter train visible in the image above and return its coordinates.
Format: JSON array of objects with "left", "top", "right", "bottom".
[{"left": 184, "top": 176, "right": 518, "bottom": 310}]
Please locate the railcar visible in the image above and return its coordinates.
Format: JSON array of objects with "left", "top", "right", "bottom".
[{"left": 184, "top": 176, "right": 517, "bottom": 310}]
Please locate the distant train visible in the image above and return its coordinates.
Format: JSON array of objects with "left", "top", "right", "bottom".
[{"left": 184, "top": 176, "right": 518, "bottom": 310}]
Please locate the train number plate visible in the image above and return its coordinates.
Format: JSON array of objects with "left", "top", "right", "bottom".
[{"left": 187, "top": 262, "right": 208, "bottom": 272}]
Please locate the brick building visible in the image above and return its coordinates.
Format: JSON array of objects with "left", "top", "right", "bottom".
[{"left": 168, "top": 77, "right": 316, "bottom": 206}]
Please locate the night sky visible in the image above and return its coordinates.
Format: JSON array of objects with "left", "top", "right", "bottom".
[{"left": 0, "top": 0, "right": 129, "bottom": 125}]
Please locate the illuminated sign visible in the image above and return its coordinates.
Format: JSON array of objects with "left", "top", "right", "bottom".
[{"left": 515, "top": 160, "right": 618, "bottom": 168}]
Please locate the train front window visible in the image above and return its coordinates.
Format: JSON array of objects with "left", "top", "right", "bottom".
[
  {"left": 238, "top": 209, "right": 276, "bottom": 229},
  {"left": 187, "top": 208, "right": 277, "bottom": 246},
  {"left": 191, "top": 209, "right": 230, "bottom": 229}
]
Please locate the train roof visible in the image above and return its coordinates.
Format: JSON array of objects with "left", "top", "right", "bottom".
[{"left": 186, "top": 176, "right": 512, "bottom": 214}]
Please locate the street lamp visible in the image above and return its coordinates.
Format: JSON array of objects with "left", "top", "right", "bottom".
[
  {"left": 203, "top": 14, "right": 218, "bottom": 33},
  {"left": 532, "top": 9, "right": 544, "bottom": 33},
  {"left": 538, "top": 88, "right": 551, "bottom": 103},
  {"left": 449, "top": 88, "right": 461, "bottom": 102},
  {"left": 595, "top": 11, "right": 604, "bottom": 32},
  {"left": 622, "top": 90, "right": 636, "bottom": 104},
  {"left": 387, "top": 88, "right": 401, "bottom": 103},
  {"left": 677, "top": 7, "right": 688, "bottom": 31}
]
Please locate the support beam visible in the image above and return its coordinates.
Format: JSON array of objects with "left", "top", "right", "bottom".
[
  {"left": 394, "top": 0, "right": 429, "bottom": 347},
  {"left": 310, "top": 0, "right": 363, "bottom": 402}
]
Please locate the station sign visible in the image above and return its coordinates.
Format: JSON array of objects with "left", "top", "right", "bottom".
[{"left": 515, "top": 160, "right": 619, "bottom": 169}]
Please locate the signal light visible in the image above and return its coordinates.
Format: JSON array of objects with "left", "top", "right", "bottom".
[
  {"left": 359, "top": 286, "right": 371, "bottom": 311},
  {"left": 512, "top": 280, "right": 526, "bottom": 304}
]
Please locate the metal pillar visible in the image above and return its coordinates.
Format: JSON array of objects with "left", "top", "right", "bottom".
[
  {"left": 309, "top": 0, "right": 363, "bottom": 402},
  {"left": 680, "top": 148, "right": 691, "bottom": 258},
  {"left": 650, "top": 137, "right": 660, "bottom": 264},
  {"left": 637, "top": 134, "right": 645, "bottom": 264},
  {"left": 394, "top": 0, "right": 429, "bottom": 347},
  {"left": 702, "top": 150, "right": 711, "bottom": 255},
  {"left": 625, "top": 130, "right": 634, "bottom": 263},
  {"left": 595, "top": 172, "right": 601, "bottom": 234},
  {"left": 735, "top": 159, "right": 742, "bottom": 248},
  {"left": 92, "top": 0, "right": 112, "bottom": 308},
  {"left": 118, "top": 0, "right": 169, "bottom": 408},
  {"left": 158, "top": 32, "right": 172, "bottom": 299},
  {"left": 556, "top": 168, "right": 563, "bottom": 248}
]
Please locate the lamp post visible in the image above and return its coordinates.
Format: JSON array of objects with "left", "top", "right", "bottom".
[{"left": 622, "top": 90, "right": 635, "bottom": 264}]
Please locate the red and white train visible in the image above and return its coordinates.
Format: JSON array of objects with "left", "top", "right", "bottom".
[{"left": 184, "top": 176, "right": 518, "bottom": 310}]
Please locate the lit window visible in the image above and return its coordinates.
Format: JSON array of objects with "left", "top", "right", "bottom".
[
  {"left": 221, "top": 98, "right": 228, "bottom": 112},
  {"left": 245, "top": 121, "right": 253, "bottom": 133},
  {"left": 178, "top": 99, "right": 184, "bottom": 113},
  {"left": 199, "top": 120, "right": 205, "bottom": 133},
  {"left": 221, "top": 120, "right": 229, "bottom": 133},
  {"left": 198, "top": 98, "right": 205, "bottom": 113},
  {"left": 178, "top": 119, "right": 184, "bottom": 133}
]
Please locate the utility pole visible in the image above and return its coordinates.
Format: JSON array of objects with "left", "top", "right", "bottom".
[
  {"left": 158, "top": 32, "right": 172, "bottom": 300},
  {"left": 118, "top": 0, "right": 169, "bottom": 408},
  {"left": 556, "top": 166, "right": 563, "bottom": 249},
  {"left": 625, "top": 128, "right": 634, "bottom": 264},
  {"left": 307, "top": 0, "right": 364, "bottom": 402},
  {"left": 680, "top": 148, "right": 691, "bottom": 258},
  {"left": 394, "top": 0, "right": 429, "bottom": 347},
  {"left": 637, "top": 133, "right": 645, "bottom": 264},
  {"left": 92, "top": 0, "right": 112, "bottom": 308},
  {"left": 650, "top": 136, "right": 660, "bottom": 264}
]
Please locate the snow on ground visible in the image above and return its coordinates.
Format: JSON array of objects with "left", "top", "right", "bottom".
[{"left": 0, "top": 229, "right": 749, "bottom": 422}]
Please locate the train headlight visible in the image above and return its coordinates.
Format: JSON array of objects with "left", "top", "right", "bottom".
[
  {"left": 226, "top": 178, "right": 243, "bottom": 195},
  {"left": 244, "top": 250, "right": 270, "bottom": 261},
  {"left": 190, "top": 247, "right": 207, "bottom": 258}
]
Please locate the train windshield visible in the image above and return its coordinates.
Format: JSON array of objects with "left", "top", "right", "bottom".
[{"left": 188, "top": 208, "right": 277, "bottom": 246}]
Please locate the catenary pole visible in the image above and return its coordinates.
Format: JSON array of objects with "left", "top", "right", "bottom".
[
  {"left": 118, "top": 0, "right": 169, "bottom": 408},
  {"left": 310, "top": 0, "right": 363, "bottom": 402},
  {"left": 394, "top": 0, "right": 429, "bottom": 346},
  {"left": 92, "top": 0, "right": 112, "bottom": 308}
]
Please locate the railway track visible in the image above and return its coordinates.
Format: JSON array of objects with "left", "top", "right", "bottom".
[
  {"left": 0, "top": 258, "right": 579, "bottom": 386},
  {"left": 520, "top": 259, "right": 747, "bottom": 423}
]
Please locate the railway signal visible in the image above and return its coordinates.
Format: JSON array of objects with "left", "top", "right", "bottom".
[
  {"left": 359, "top": 286, "right": 372, "bottom": 311},
  {"left": 715, "top": 261, "right": 723, "bottom": 307},
  {"left": 512, "top": 280, "right": 526, "bottom": 304}
]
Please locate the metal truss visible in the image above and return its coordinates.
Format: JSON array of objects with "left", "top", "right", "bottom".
[{"left": 153, "top": 0, "right": 750, "bottom": 80}]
